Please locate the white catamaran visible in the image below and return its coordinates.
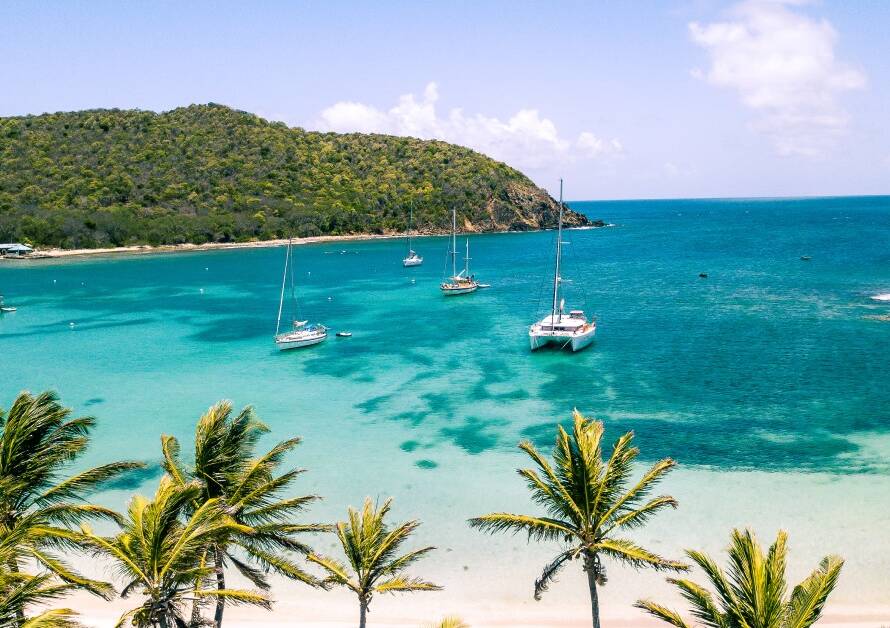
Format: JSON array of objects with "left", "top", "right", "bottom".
[
  {"left": 274, "top": 239, "right": 327, "bottom": 350},
  {"left": 529, "top": 179, "right": 596, "bottom": 352},
  {"left": 440, "top": 208, "right": 479, "bottom": 296},
  {"left": 403, "top": 206, "right": 423, "bottom": 267}
]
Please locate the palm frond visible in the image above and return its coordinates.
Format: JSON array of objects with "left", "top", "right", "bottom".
[
  {"left": 306, "top": 553, "right": 355, "bottom": 591},
  {"left": 634, "top": 600, "right": 695, "bottom": 628},
  {"left": 37, "top": 461, "right": 144, "bottom": 506},
  {"left": 374, "top": 575, "right": 442, "bottom": 594},
  {"left": 192, "top": 588, "right": 272, "bottom": 610},
  {"left": 602, "top": 495, "right": 679, "bottom": 534},
  {"left": 784, "top": 555, "right": 844, "bottom": 628},
  {"left": 468, "top": 513, "right": 575, "bottom": 543},
  {"left": 596, "top": 538, "right": 687, "bottom": 571},
  {"left": 666, "top": 577, "right": 727, "bottom": 627},
  {"left": 533, "top": 550, "right": 575, "bottom": 601},
  {"left": 598, "top": 458, "right": 677, "bottom": 528},
  {"left": 20, "top": 608, "right": 83, "bottom": 628},
  {"left": 225, "top": 552, "right": 270, "bottom": 590},
  {"left": 161, "top": 435, "right": 188, "bottom": 486}
]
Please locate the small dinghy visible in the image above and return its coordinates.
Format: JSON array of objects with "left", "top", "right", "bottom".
[
  {"left": 0, "top": 307, "right": 16, "bottom": 313},
  {"left": 800, "top": 256, "right": 812, "bottom": 261},
  {"left": 336, "top": 331, "right": 352, "bottom": 337}
]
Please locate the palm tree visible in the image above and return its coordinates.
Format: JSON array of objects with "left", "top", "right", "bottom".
[
  {"left": 80, "top": 476, "right": 271, "bottom": 628},
  {"left": 0, "top": 521, "right": 82, "bottom": 627},
  {"left": 635, "top": 529, "right": 844, "bottom": 628},
  {"left": 469, "top": 410, "right": 687, "bottom": 628},
  {"left": 307, "top": 498, "right": 441, "bottom": 628},
  {"left": 425, "top": 617, "right": 469, "bottom": 628},
  {"left": 0, "top": 571, "right": 82, "bottom": 628},
  {"left": 0, "top": 391, "right": 142, "bottom": 622},
  {"left": 161, "top": 401, "right": 324, "bottom": 627}
]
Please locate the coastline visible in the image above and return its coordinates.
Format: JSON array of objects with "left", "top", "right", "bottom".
[
  {"left": 0, "top": 223, "right": 612, "bottom": 262},
  {"left": 0, "top": 230, "right": 557, "bottom": 262},
  {"left": 2, "top": 233, "right": 406, "bottom": 261}
]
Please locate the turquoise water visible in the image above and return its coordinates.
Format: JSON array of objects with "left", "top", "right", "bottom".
[
  {"left": 2, "top": 196, "right": 887, "bottom": 476},
  {"left": 2, "top": 196, "right": 890, "bottom": 622}
]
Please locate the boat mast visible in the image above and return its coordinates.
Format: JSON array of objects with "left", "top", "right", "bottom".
[
  {"left": 551, "top": 179, "right": 564, "bottom": 322},
  {"left": 276, "top": 239, "right": 291, "bottom": 336},
  {"left": 407, "top": 205, "right": 413, "bottom": 254},
  {"left": 451, "top": 207, "right": 457, "bottom": 279},
  {"left": 464, "top": 237, "right": 470, "bottom": 277}
]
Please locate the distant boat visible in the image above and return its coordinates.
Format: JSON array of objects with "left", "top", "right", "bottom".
[
  {"left": 800, "top": 256, "right": 812, "bottom": 261},
  {"left": 529, "top": 179, "right": 596, "bottom": 352},
  {"left": 440, "top": 208, "right": 480, "bottom": 296},
  {"left": 403, "top": 206, "right": 423, "bottom": 267},
  {"left": 0, "top": 294, "right": 14, "bottom": 313},
  {"left": 336, "top": 331, "right": 352, "bottom": 337},
  {"left": 274, "top": 239, "right": 327, "bottom": 350}
]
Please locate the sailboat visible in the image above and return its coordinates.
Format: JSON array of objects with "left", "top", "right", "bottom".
[
  {"left": 529, "top": 179, "right": 595, "bottom": 352},
  {"left": 440, "top": 208, "right": 479, "bottom": 296},
  {"left": 274, "top": 239, "right": 327, "bottom": 350},
  {"left": 403, "top": 206, "right": 423, "bottom": 267}
]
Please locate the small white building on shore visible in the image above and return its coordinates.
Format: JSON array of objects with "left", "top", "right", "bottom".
[{"left": 0, "top": 243, "right": 34, "bottom": 257}]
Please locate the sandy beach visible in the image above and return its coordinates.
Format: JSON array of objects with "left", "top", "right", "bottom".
[
  {"left": 0, "top": 224, "right": 615, "bottom": 262},
  {"left": 2, "top": 233, "right": 408, "bottom": 260}
]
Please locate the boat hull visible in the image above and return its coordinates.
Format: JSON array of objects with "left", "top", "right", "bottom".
[
  {"left": 529, "top": 327, "right": 596, "bottom": 352},
  {"left": 275, "top": 330, "right": 327, "bottom": 350},
  {"left": 403, "top": 257, "right": 423, "bottom": 267},
  {"left": 441, "top": 284, "right": 478, "bottom": 296}
]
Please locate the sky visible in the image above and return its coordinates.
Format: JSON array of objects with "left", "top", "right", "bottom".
[{"left": 1, "top": 0, "right": 888, "bottom": 200}]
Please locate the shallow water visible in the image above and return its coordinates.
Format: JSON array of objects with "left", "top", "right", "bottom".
[{"left": 1, "top": 196, "right": 889, "bottom": 622}]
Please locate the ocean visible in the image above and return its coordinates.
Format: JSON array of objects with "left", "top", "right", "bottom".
[{"left": 1, "top": 196, "right": 889, "bottom": 625}]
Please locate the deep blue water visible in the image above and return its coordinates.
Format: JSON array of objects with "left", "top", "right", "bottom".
[{"left": 1, "top": 196, "right": 888, "bottom": 480}]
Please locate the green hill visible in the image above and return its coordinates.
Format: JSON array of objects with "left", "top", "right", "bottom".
[{"left": 0, "top": 104, "right": 589, "bottom": 248}]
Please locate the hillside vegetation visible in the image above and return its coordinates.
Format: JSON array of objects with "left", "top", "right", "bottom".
[{"left": 0, "top": 104, "right": 588, "bottom": 248}]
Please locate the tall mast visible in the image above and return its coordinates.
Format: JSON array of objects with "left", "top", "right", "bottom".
[
  {"left": 276, "top": 239, "right": 291, "bottom": 335},
  {"left": 407, "top": 205, "right": 413, "bottom": 253},
  {"left": 551, "top": 179, "right": 564, "bottom": 322},
  {"left": 464, "top": 237, "right": 470, "bottom": 276},
  {"left": 451, "top": 207, "right": 457, "bottom": 279}
]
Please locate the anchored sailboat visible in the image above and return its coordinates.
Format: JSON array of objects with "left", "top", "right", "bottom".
[
  {"left": 274, "top": 239, "right": 327, "bottom": 350},
  {"left": 440, "top": 208, "right": 479, "bottom": 296},
  {"left": 529, "top": 179, "right": 595, "bottom": 351},
  {"left": 403, "top": 206, "right": 423, "bottom": 267}
]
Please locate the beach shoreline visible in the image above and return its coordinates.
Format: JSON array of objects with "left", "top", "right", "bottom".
[
  {"left": 0, "top": 224, "right": 614, "bottom": 262},
  {"left": 2, "top": 233, "right": 406, "bottom": 261}
]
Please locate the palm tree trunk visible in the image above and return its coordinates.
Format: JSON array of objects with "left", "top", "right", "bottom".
[
  {"left": 584, "top": 555, "right": 601, "bottom": 628},
  {"left": 213, "top": 546, "right": 226, "bottom": 628},
  {"left": 358, "top": 597, "right": 368, "bottom": 628},
  {"left": 189, "top": 595, "right": 202, "bottom": 628},
  {"left": 7, "top": 560, "right": 24, "bottom": 627}
]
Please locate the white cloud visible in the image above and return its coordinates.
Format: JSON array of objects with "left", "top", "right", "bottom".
[
  {"left": 314, "top": 82, "right": 621, "bottom": 170},
  {"left": 689, "top": 0, "right": 866, "bottom": 157}
]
